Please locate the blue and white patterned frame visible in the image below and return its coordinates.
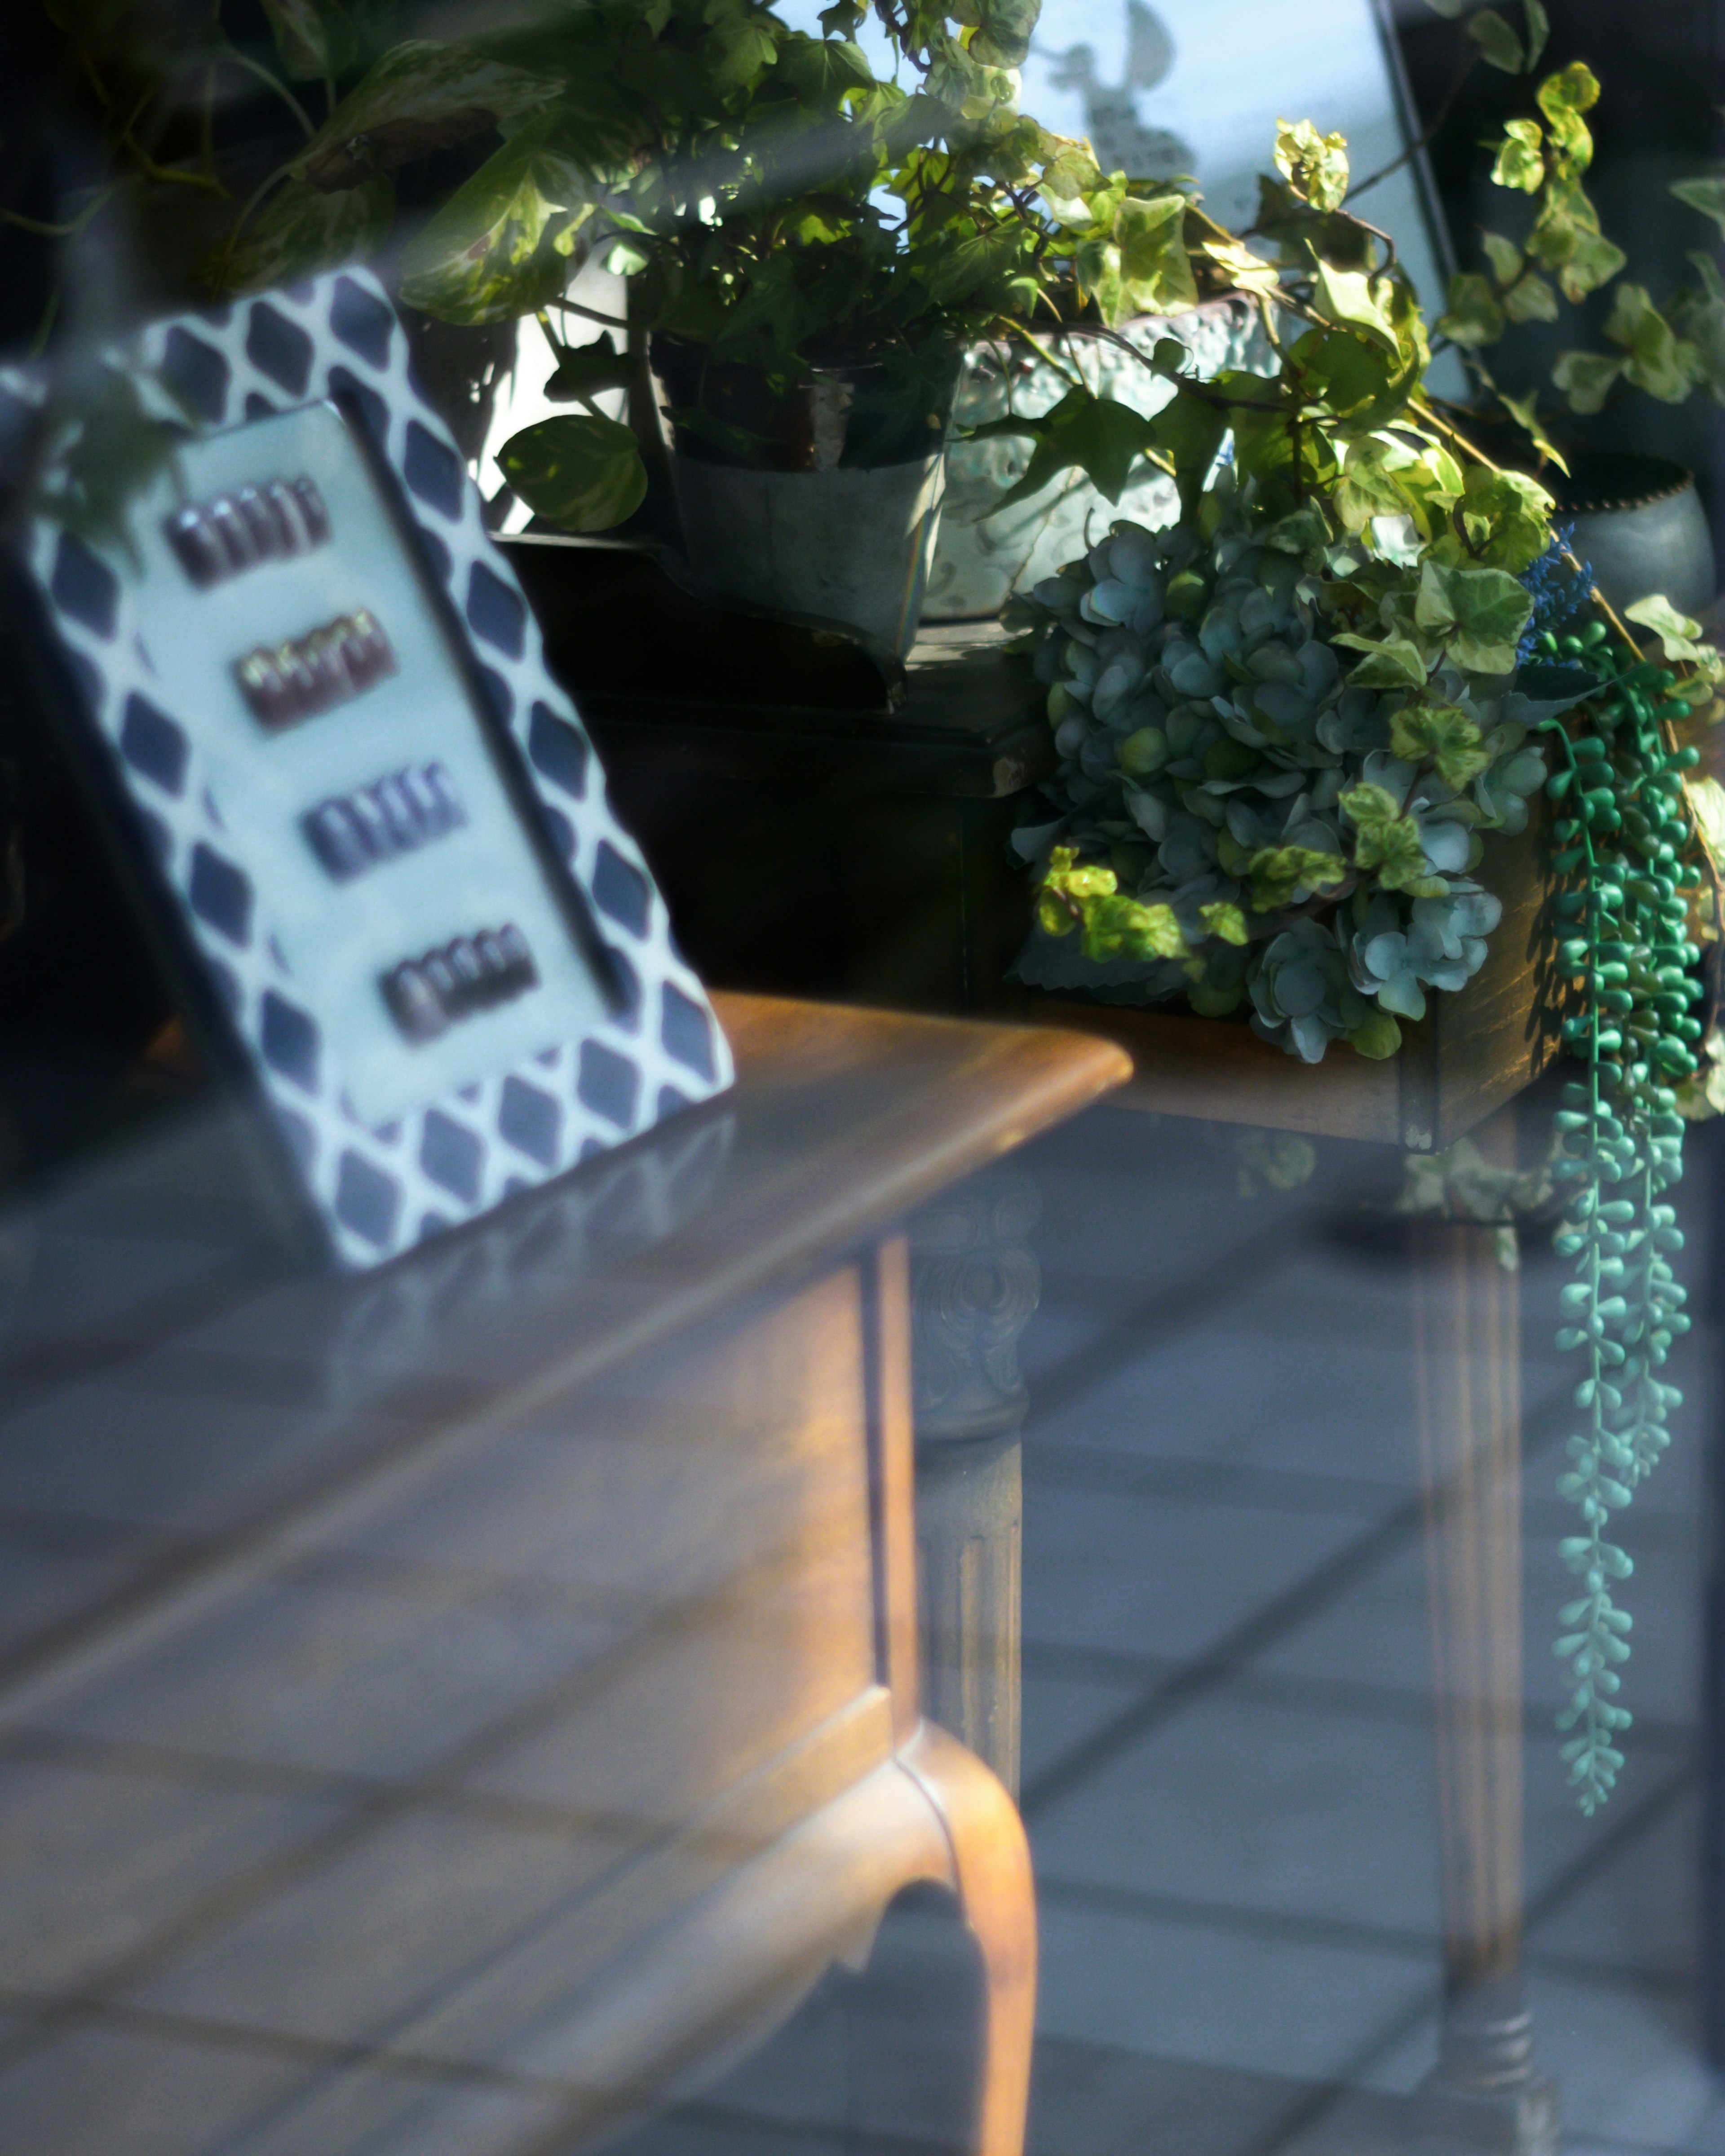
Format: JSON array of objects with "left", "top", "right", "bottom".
[{"left": 12, "top": 269, "right": 733, "bottom": 1270}]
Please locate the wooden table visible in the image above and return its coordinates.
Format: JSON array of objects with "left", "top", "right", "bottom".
[
  {"left": 518, "top": 555, "right": 1568, "bottom": 2156},
  {"left": 0, "top": 993, "right": 1127, "bottom": 2156}
]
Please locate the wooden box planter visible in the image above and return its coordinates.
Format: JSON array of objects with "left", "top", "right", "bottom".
[{"left": 511, "top": 537, "right": 1561, "bottom": 1154}]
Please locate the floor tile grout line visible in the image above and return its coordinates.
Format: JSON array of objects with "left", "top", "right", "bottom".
[
  {"left": 1032, "top": 1764, "right": 1696, "bottom": 1975},
  {"left": 1243, "top": 1769, "right": 1701, "bottom": 2156},
  {"left": 1019, "top": 1393, "right": 1572, "bottom": 1819},
  {"left": 1020, "top": 1440, "right": 1412, "bottom": 1522},
  {"left": 1019, "top": 1641, "right": 1699, "bottom": 1754}
]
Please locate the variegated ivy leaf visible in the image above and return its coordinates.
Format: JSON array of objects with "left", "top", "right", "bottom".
[
  {"left": 1414, "top": 559, "right": 1533, "bottom": 676},
  {"left": 1114, "top": 193, "right": 1196, "bottom": 318},
  {"left": 1536, "top": 60, "right": 1601, "bottom": 167},
  {"left": 1273, "top": 119, "right": 1349, "bottom": 212},
  {"left": 1389, "top": 702, "right": 1493, "bottom": 788},
  {"left": 398, "top": 116, "right": 598, "bottom": 325},
  {"left": 1552, "top": 348, "right": 1623, "bottom": 415},
  {"left": 1527, "top": 177, "right": 1625, "bottom": 302},
  {"left": 200, "top": 177, "right": 394, "bottom": 296},
  {"left": 1503, "top": 269, "right": 1558, "bottom": 322},
  {"left": 1312, "top": 260, "right": 1400, "bottom": 354},
  {"left": 1498, "top": 385, "right": 1570, "bottom": 471},
  {"left": 1431, "top": 465, "right": 1553, "bottom": 574},
  {"left": 294, "top": 41, "right": 562, "bottom": 192},
  {"left": 1332, "top": 632, "right": 1429, "bottom": 689},
  {"left": 1624, "top": 593, "right": 1721, "bottom": 669},
  {"left": 1490, "top": 119, "right": 1544, "bottom": 193},
  {"left": 1601, "top": 282, "right": 1700, "bottom": 402}
]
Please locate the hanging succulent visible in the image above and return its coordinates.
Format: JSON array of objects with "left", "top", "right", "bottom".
[{"left": 1535, "top": 620, "right": 1707, "bottom": 1812}]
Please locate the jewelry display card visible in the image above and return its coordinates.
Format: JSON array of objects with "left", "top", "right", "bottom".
[{"left": 9, "top": 270, "right": 732, "bottom": 1269}]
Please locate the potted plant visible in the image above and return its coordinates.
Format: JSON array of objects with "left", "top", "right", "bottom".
[{"left": 976, "top": 19, "right": 1725, "bottom": 1810}]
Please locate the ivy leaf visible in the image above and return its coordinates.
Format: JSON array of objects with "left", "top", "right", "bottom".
[
  {"left": 1414, "top": 559, "right": 1534, "bottom": 676},
  {"left": 1503, "top": 270, "right": 1559, "bottom": 322},
  {"left": 1672, "top": 174, "right": 1725, "bottom": 239},
  {"left": 1497, "top": 386, "right": 1570, "bottom": 471},
  {"left": 261, "top": 0, "right": 350, "bottom": 80},
  {"left": 295, "top": 42, "right": 561, "bottom": 191},
  {"left": 1038, "top": 850, "right": 1190, "bottom": 959},
  {"left": 969, "top": 0, "right": 1042, "bottom": 68},
  {"left": 1624, "top": 593, "right": 1716, "bottom": 663},
  {"left": 1114, "top": 192, "right": 1197, "bottom": 316},
  {"left": 200, "top": 177, "right": 394, "bottom": 295},
  {"left": 1146, "top": 385, "right": 1228, "bottom": 519},
  {"left": 1340, "top": 786, "right": 1447, "bottom": 897},
  {"left": 1522, "top": 0, "right": 1551, "bottom": 66},
  {"left": 1274, "top": 119, "right": 1349, "bottom": 212},
  {"left": 1552, "top": 348, "right": 1624, "bottom": 415},
  {"left": 1437, "top": 270, "right": 1505, "bottom": 346},
  {"left": 1537, "top": 60, "right": 1602, "bottom": 166},
  {"left": 1199, "top": 236, "right": 1281, "bottom": 296},
  {"left": 499, "top": 414, "right": 646, "bottom": 532},
  {"left": 398, "top": 115, "right": 596, "bottom": 324},
  {"left": 1491, "top": 119, "right": 1545, "bottom": 192},
  {"left": 773, "top": 31, "right": 875, "bottom": 102},
  {"left": 1245, "top": 844, "right": 1349, "bottom": 912},
  {"left": 1528, "top": 177, "right": 1625, "bottom": 302},
  {"left": 1039, "top": 137, "right": 1106, "bottom": 221},
  {"left": 1389, "top": 701, "right": 1492, "bottom": 787},
  {"left": 1332, "top": 632, "right": 1429, "bottom": 688},
  {"left": 1601, "top": 281, "right": 1700, "bottom": 402},
  {"left": 1482, "top": 233, "right": 1523, "bottom": 284},
  {"left": 1467, "top": 8, "right": 1525, "bottom": 72},
  {"left": 1312, "top": 259, "right": 1399, "bottom": 353},
  {"left": 1198, "top": 900, "right": 1249, "bottom": 946},
  {"left": 1433, "top": 464, "right": 1554, "bottom": 573},
  {"left": 916, "top": 220, "right": 1028, "bottom": 306},
  {"left": 970, "top": 389, "right": 1159, "bottom": 512}
]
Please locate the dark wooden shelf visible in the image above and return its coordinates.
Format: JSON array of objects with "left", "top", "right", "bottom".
[{"left": 513, "top": 542, "right": 1559, "bottom": 1152}]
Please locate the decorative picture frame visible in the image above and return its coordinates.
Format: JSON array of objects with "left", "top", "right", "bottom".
[{"left": 4, "top": 269, "right": 733, "bottom": 1271}]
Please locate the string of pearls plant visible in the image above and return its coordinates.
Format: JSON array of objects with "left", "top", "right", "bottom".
[{"left": 1537, "top": 623, "right": 1705, "bottom": 1812}]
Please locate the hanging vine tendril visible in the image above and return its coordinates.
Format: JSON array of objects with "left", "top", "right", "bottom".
[{"left": 1539, "top": 620, "right": 1702, "bottom": 1814}]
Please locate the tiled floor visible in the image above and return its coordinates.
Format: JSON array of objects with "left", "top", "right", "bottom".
[{"left": 629, "top": 1097, "right": 1722, "bottom": 2156}]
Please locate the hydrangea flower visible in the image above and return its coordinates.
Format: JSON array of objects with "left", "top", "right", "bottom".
[{"left": 1010, "top": 489, "right": 1545, "bottom": 1060}]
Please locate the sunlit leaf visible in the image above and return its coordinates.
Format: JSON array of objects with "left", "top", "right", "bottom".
[
  {"left": 398, "top": 115, "right": 597, "bottom": 324},
  {"left": 1113, "top": 191, "right": 1196, "bottom": 317},
  {"left": 1274, "top": 118, "right": 1349, "bottom": 212},
  {"left": 1490, "top": 119, "right": 1544, "bottom": 192},
  {"left": 500, "top": 414, "right": 646, "bottom": 531}
]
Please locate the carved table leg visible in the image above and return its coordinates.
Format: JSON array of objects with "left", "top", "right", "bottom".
[
  {"left": 910, "top": 1174, "right": 1040, "bottom": 1797},
  {"left": 1409, "top": 1143, "right": 1559, "bottom": 2155}
]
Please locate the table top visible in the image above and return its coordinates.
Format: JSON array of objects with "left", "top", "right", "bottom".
[{"left": 0, "top": 993, "right": 1128, "bottom": 1683}]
